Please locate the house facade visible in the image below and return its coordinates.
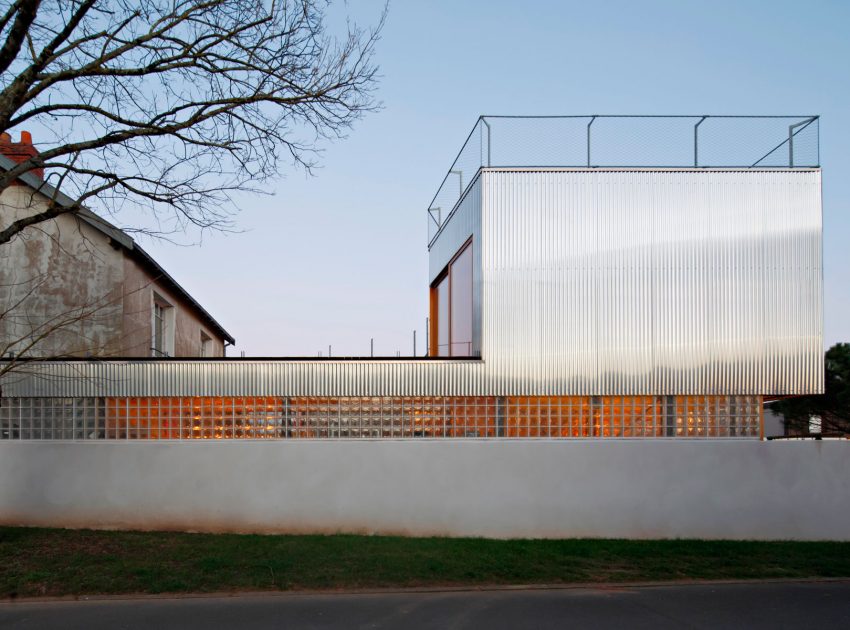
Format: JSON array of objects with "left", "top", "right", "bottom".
[
  {"left": 0, "top": 115, "right": 823, "bottom": 441},
  {"left": 0, "top": 132, "right": 234, "bottom": 359}
]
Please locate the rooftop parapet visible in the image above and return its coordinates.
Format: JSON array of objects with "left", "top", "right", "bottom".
[{"left": 427, "top": 115, "right": 819, "bottom": 244}]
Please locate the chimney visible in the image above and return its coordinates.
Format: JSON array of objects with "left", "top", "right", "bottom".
[{"left": 0, "top": 130, "right": 43, "bottom": 180}]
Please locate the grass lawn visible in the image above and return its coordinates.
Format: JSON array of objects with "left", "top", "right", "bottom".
[{"left": 1, "top": 527, "right": 849, "bottom": 598}]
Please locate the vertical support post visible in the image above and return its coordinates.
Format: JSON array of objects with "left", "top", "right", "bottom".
[
  {"left": 787, "top": 118, "right": 815, "bottom": 168},
  {"left": 370, "top": 338, "right": 373, "bottom": 357},
  {"left": 665, "top": 395, "right": 676, "bottom": 437},
  {"left": 425, "top": 317, "right": 429, "bottom": 357},
  {"left": 481, "top": 118, "right": 491, "bottom": 167},
  {"left": 694, "top": 116, "right": 707, "bottom": 167},
  {"left": 729, "top": 395, "right": 738, "bottom": 437},
  {"left": 586, "top": 115, "right": 597, "bottom": 167},
  {"left": 788, "top": 124, "right": 794, "bottom": 168},
  {"left": 496, "top": 396, "right": 505, "bottom": 437},
  {"left": 413, "top": 330, "right": 416, "bottom": 356}
]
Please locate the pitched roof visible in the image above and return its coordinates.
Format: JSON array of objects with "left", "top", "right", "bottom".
[{"left": 0, "top": 154, "right": 235, "bottom": 345}]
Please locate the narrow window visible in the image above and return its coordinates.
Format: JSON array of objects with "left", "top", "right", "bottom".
[
  {"left": 200, "top": 331, "right": 213, "bottom": 357},
  {"left": 153, "top": 303, "right": 165, "bottom": 356},
  {"left": 449, "top": 243, "right": 472, "bottom": 356},
  {"left": 152, "top": 293, "right": 175, "bottom": 357},
  {"left": 435, "top": 273, "right": 449, "bottom": 356},
  {"left": 429, "top": 239, "right": 473, "bottom": 357}
]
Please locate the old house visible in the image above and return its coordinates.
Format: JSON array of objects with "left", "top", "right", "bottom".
[{"left": 0, "top": 132, "right": 234, "bottom": 358}]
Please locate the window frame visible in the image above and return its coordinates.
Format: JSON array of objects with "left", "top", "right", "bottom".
[
  {"left": 200, "top": 330, "right": 213, "bottom": 357},
  {"left": 429, "top": 237, "right": 473, "bottom": 357},
  {"left": 151, "top": 292, "right": 176, "bottom": 357}
]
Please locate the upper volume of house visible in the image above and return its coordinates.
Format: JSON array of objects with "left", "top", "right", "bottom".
[{"left": 427, "top": 115, "right": 822, "bottom": 395}]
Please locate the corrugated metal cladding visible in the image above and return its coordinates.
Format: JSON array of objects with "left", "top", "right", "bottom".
[
  {"left": 0, "top": 360, "right": 487, "bottom": 398},
  {"left": 480, "top": 168, "right": 823, "bottom": 396},
  {"left": 1, "top": 168, "right": 822, "bottom": 398}
]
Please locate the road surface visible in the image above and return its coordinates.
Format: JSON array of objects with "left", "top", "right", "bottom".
[{"left": 1, "top": 580, "right": 848, "bottom": 629}]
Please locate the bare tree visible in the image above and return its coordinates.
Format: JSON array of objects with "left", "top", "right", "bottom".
[{"left": 0, "top": 0, "right": 384, "bottom": 243}]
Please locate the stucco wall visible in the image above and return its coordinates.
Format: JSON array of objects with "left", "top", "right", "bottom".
[
  {"left": 0, "top": 187, "right": 125, "bottom": 356},
  {"left": 0, "top": 440, "right": 847, "bottom": 540},
  {"left": 122, "top": 259, "right": 225, "bottom": 357}
]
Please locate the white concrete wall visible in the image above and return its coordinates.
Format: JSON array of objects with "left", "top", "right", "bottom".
[{"left": 0, "top": 441, "right": 847, "bottom": 540}]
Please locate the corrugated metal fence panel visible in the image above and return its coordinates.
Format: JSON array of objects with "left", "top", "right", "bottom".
[
  {"left": 480, "top": 169, "right": 823, "bottom": 396},
  {"left": 0, "top": 360, "right": 489, "bottom": 398}
]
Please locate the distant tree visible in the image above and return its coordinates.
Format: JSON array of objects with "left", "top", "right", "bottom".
[
  {"left": 0, "top": 0, "right": 384, "bottom": 244},
  {"left": 772, "top": 343, "right": 850, "bottom": 435}
]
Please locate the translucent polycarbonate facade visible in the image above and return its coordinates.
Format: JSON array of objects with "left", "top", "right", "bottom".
[{"left": 430, "top": 168, "right": 823, "bottom": 396}]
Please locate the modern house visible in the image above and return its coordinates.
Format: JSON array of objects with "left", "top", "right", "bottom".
[
  {"left": 0, "top": 132, "right": 234, "bottom": 359},
  {"left": 0, "top": 115, "right": 842, "bottom": 542},
  {"left": 0, "top": 115, "right": 823, "bottom": 441}
]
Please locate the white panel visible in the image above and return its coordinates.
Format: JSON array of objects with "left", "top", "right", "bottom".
[{"left": 1, "top": 441, "right": 848, "bottom": 540}]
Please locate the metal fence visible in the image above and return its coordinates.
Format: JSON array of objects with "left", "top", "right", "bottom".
[{"left": 427, "top": 115, "right": 819, "bottom": 241}]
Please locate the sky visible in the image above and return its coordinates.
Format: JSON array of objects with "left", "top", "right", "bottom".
[{"left": 141, "top": 0, "right": 849, "bottom": 357}]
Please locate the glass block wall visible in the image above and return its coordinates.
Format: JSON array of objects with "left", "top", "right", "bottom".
[{"left": 0, "top": 395, "right": 762, "bottom": 439}]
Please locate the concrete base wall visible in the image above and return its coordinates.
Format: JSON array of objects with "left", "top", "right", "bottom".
[{"left": 0, "top": 441, "right": 847, "bottom": 540}]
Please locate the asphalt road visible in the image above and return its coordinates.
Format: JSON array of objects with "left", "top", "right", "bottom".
[{"left": 1, "top": 581, "right": 849, "bottom": 629}]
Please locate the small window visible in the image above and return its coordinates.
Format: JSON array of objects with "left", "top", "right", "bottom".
[
  {"left": 200, "top": 331, "right": 213, "bottom": 357},
  {"left": 152, "top": 293, "right": 175, "bottom": 357}
]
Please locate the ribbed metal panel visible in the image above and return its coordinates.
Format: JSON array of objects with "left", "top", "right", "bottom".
[
  {"left": 480, "top": 168, "right": 823, "bottom": 395},
  {"left": 0, "top": 360, "right": 488, "bottom": 398},
  {"left": 1, "top": 169, "right": 822, "bottom": 398}
]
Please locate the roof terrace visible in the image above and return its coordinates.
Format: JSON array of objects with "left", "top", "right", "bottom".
[{"left": 427, "top": 114, "right": 820, "bottom": 244}]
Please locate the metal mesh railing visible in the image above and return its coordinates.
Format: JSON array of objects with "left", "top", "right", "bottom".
[{"left": 427, "top": 115, "right": 819, "bottom": 243}]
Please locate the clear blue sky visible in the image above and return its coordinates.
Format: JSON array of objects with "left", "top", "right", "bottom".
[{"left": 143, "top": 0, "right": 849, "bottom": 357}]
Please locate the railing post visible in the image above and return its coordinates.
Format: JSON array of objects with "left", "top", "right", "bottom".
[
  {"left": 694, "top": 116, "right": 707, "bottom": 167},
  {"left": 586, "top": 116, "right": 597, "bottom": 167},
  {"left": 481, "top": 117, "right": 491, "bottom": 167},
  {"left": 788, "top": 124, "right": 794, "bottom": 168},
  {"left": 787, "top": 117, "right": 816, "bottom": 168}
]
